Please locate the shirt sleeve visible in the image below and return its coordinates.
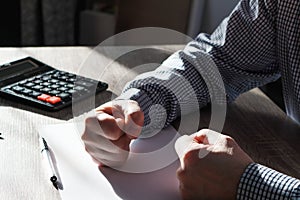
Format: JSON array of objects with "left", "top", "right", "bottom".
[
  {"left": 117, "top": 0, "right": 280, "bottom": 133},
  {"left": 237, "top": 163, "right": 300, "bottom": 199}
]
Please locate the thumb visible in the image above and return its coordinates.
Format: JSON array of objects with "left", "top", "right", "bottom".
[
  {"left": 175, "top": 135, "right": 192, "bottom": 163},
  {"left": 122, "top": 102, "right": 144, "bottom": 139},
  {"left": 175, "top": 135, "right": 208, "bottom": 169}
]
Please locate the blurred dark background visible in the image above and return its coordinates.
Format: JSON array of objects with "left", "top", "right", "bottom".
[
  {"left": 0, "top": 0, "right": 284, "bottom": 110},
  {"left": 0, "top": 0, "right": 239, "bottom": 46}
]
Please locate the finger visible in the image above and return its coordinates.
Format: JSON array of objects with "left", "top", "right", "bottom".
[
  {"left": 182, "top": 143, "right": 210, "bottom": 169},
  {"left": 123, "top": 111, "right": 144, "bottom": 139},
  {"left": 203, "top": 129, "right": 223, "bottom": 145},
  {"left": 84, "top": 135, "right": 130, "bottom": 168},
  {"left": 176, "top": 166, "right": 185, "bottom": 181},
  {"left": 95, "top": 101, "right": 114, "bottom": 115},
  {"left": 175, "top": 135, "right": 192, "bottom": 161},
  {"left": 95, "top": 112, "right": 124, "bottom": 140},
  {"left": 178, "top": 183, "right": 194, "bottom": 200},
  {"left": 192, "top": 129, "right": 209, "bottom": 144},
  {"left": 86, "top": 145, "right": 129, "bottom": 164},
  {"left": 122, "top": 101, "right": 144, "bottom": 139},
  {"left": 97, "top": 100, "right": 144, "bottom": 139},
  {"left": 83, "top": 131, "right": 123, "bottom": 154},
  {"left": 110, "top": 134, "right": 131, "bottom": 151},
  {"left": 88, "top": 151, "right": 129, "bottom": 167},
  {"left": 175, "top": 135, "right": 209, "bottom": 169}
]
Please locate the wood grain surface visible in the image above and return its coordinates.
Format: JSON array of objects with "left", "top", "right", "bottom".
[{"left": 0, "top": 46, "right": 299, "bottom": 200}]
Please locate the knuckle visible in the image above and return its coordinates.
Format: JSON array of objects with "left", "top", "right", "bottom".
[
  {"left": 81, "top": 127, "right": 92, "bottom": 141},
  {"left": 127, "top": 100, "right": 139, "bottom": 107},
  {"left": 81, "top": 131, "right": 87, "bottom": 140},
  {"left": 85, "top": 116, "right": 97, "bottom": 124},
  {"left": 84, "top": 144, "right": 94, "bottom": 154},
  {"left": 176, "top": 167, "right": 185, "bottom": 180},
  {"left": 199, "top": 128, "right": 210, "bottom": 133},
  {"left": 108, "top": 131, "right": 122, "bottom": 140},
  {"left": 224, "top": 135, "right": 235, "bottom": 145},
  {"left": 129, "top": 110, "right": 144, "bottom": 123},
  {"left": 183, "top": 149, "right": 198, "bottom": 165}
]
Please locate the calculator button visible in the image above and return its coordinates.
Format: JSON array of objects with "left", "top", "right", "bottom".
[
  {"left": 59, "top": 71, "right": 66, "bottom": 75},
  {"left": 58, "top": 87, "right": 68, "bottom": 91},
  {"left": 25, "top": 82, "right": 35, "bottom": 88},
  {"left": 60, "top": 76, "right": 68, "bottom": 80},
  {"left": 30, "top": 91, "right": 41, "bottom": 97},
  {"left": 37, "top": 94, "right": 51, "bottom": 101},
  {"left": 58, "top": 92, "right": 70, "bottom": 99},
  {"left": 50, "top": 84, "right": 60, "bottom": 89},
  {"left": 12, "top": 86, "right": 24, "bottom": 93},
  {"left": 18, "top": 80, "right": 27, "bottom": 85},
  {"left": 58, "top": 81, "right": 67, "bottom": 86},
  {"left": 27, "top": 77, "right": 35, "bottom": 82},
  {"left": 66, "top": 84, "right": 74, "bottom": 88},
  {"left": 34, "top": 80, "right": 42, "bottom": 84},
  {"left": 46, "top": 96, "right": 61, "bottom": 104},
  {"left": 45, "top": 70, "right": 55, "bottom": 75},
  {"left": 42, "top": 82, "right": 51, "bottom": 87},
  {"left": 76, "top": 80, "right": 94, "bottom": 88},
  {"left": 32, "top": 85, "right": 43, "bottom": 90},
  {"left": 52, "top": 70, "right": 60, "bottom": 74},
  {"left": 49, "top": 90, "right": 60, "bottom": 95},
  {"left": 74, "top": 86, "right": 84, "bottom": 91},
  {"left": 52, "top": 73, "right": 60, "bottom": 78},
  {"left": 35, "top": 75, "right": 42, "bottom": 79},
  {"left": 42, "top": 76, "right": 51, "bottom": 81},
  {"left": 50, "top": 79, "right": 59, "bottom": 83},
  {"left": 67, "top": 89, "right": 77, "bottom": 94},
  {"left": 68, "top": 78, "right": 76, "bottom": 82},
  {"left": 21, "top": 89, "right": 32, "bottom": 95},
  {"left": 41, "top": 88, "right": 52, "bottom": 93},
  {"left": 67, "top": 74, "right": 76, "bottom": 78}
]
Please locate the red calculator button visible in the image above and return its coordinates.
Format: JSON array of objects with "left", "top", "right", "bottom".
[
  {"left": 46, "top": 96, "right": 61, "bottom": 104},
  {"left": 37, "top": 94, "right": 51, "bottom": 101}
]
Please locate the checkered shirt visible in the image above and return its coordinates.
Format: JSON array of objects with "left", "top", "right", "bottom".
[{"left": 118, "top": 0, "right": 300, "bottom": 199}]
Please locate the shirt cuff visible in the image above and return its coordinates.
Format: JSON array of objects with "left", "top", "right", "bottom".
[
  {"left": 116, "top": 88, "right": 166, "bottom": 137},
  {"left": 116, "top": 88, "right": 152, "bottom": 125},
  {"left": 237, "top": 163, "right": 300, "bottom": 200}
]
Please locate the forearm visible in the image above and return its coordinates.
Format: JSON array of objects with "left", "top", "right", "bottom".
[
  {"left": 118, "top": 0, "right": 281, "bottom": 132},
  {"left": 117, "top": 52, "right": 211, "bottom": 133},
  {"left": 237, "top": 163, "right": 300, "bottom": 199}
]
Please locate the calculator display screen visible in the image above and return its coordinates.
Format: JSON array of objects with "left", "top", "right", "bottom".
[{"left": 0, "top": 60, "right": 39, "bottom": 81}]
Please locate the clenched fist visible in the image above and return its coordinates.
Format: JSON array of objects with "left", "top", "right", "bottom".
[
  {"left": 82, "top": 100, "right": 144, "bottom": 167},
  {"left": 175, "top": 129, "right": 253, "bottom": 200}
]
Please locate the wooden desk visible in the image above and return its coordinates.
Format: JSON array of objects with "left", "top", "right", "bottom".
[{"left": 0, "top": 47, "right": 299, "bottom": 200}]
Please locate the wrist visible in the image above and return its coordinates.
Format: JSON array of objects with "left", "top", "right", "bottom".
[
  {"left": 116, "top": 88, "right": 152, "bottom": 126},
  {"left": 237, "top": 163, "right": 300, "bottom": 200}
]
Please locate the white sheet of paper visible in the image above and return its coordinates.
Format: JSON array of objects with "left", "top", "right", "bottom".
[{"left": 38, "top": 123, "right": 181, "bottom": 200}]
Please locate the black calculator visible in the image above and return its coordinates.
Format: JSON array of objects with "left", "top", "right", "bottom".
[{"left": 0, "top": 57, "right": 108, "bottom": 111}]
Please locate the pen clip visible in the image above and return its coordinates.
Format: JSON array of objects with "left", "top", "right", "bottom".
[{"left": 40, "top": 137, "right": 64, "bottom": 190}]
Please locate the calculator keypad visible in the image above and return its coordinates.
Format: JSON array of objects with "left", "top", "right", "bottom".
[{"left": 2, "top": 69, "right": 108, "bottom": 110}]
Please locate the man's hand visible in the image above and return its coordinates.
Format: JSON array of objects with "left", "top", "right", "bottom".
[
  {"left": 175, "top": 129, "right": 253, "bottom": 200},
  {"left": 81, "top": 100, "right": 144, "bottom": 167}
]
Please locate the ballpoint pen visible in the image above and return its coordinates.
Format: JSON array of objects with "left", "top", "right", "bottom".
[{"left": 39, "top": 137, "right": 62, "bottom": 190}]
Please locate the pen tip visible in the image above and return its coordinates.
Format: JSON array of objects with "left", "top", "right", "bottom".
[{"left": 53, "top": 182, "right": 59, "bottom": 190}]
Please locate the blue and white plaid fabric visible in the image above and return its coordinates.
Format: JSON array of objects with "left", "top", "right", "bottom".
[
  {"left": 237, "top": 163, "right": 300, "bottom": 200},
  {"left": 118, "top": 0, "right": 300, "bottom": 198}
]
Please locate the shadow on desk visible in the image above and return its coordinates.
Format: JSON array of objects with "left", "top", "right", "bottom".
[
  {"left": 222, "top": 103, "right": 300, "bottom": 179},
  {"left": 92, "top": 46, "right": 172, "bottom": 71},
  {"left": 100, "top": 161, "right": 180, "bottom": 200},
  {"left": 98, "top": 126, "right": 181, "bottom": 200},
  {"left": 173, "top": 97, "right": 300, "bottom": 180},
  {"left": 0, "top": 90, "right": 114, "bottom": 120}
]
